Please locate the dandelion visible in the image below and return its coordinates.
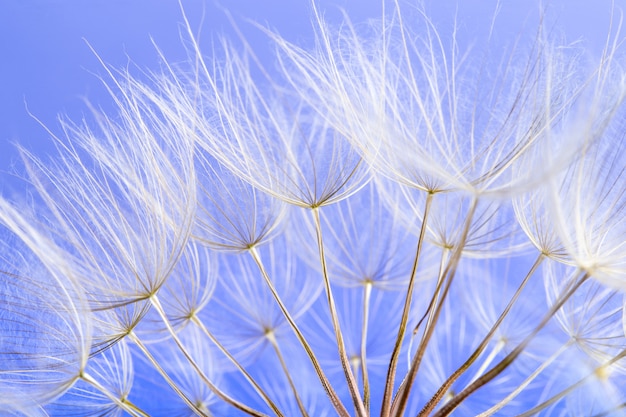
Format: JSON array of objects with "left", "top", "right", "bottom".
[
  {"left": 270, "top": 10, "right": 585, "bottom": 413},
  {"left": 0, "top": 204, "right": 90, "bottom": 414},
  {"left": 15, "top": 69, "right": 198, "bottom": 348},
  {"left": 46, "top": 339, "right": 136, "bottom": 417},
  {"left": 1, "top": 1, "right": 625, "bottom": 416},
  {"left": 548, "top": 131, "right": 626, "bottom": 289},
  {"left": 0, "top": 201, "right": 148, "bottom": 417}
]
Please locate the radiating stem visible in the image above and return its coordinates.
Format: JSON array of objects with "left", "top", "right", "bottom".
[
  {"left": 191, "top": 315, "right": 284, "bottom": 417},
  {"left": 361, "top": 280, "right": 373, "bottom": 414},
  {"left": 381, "top": 192, "right": 433, "bottom": 417},
  {"left": 391, "top": 197, "right": 477, "bottom": 417},
  {"left": 407, "top": 247, "right": 450, "bottom": 371},
  {"left": 248, "top": 246, "right": 351, "bottom": 417},
  {"left": 477, "top": 339, "right": 573, "bottom": 417},
  {"left": 266, "top": 330, "right": 309, "bottom": 417},
  {"left": 128, "top": 331, "right": 208, "bottom": 416},
  {"left": 80, "top": 371, "right": 150, "bottom": 417},
  {"left": 432, "top": 272, "right": 590, "bottom": 417},
  {"left": 516, "top": 348, "right": 626, "bottom": 417},
  {"left": 467, "top": 339, "right": 506, "bottom": 386},
  {"left": 311, "top": 206, "right": 367, "bottom": 417},
  {"left": 150, "top": 294, "right": 267, "bottom": 417},
  {"left": 417, "top": 253, "right": 544, "bottom": 417}
]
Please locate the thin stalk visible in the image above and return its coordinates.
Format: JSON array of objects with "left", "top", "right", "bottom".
[
  {"left": 417, "top": 253, "right": 544, "bottom": 417},
  {"left": 128, "top": 331, "right": 208, "bottom": 416},
  {"left": 191, "top": 315, "right": 284, "bottom": 417},
  {"left": 361, "top": 280, "right": 373, "bottom": 414},
  {"left": 391, "top": 197, "right": 478, "bottom": 417},
  {"left": 80, "top": 371, "right": 150, "bottom": 417},
  {"left": 390, "top": 257, "right": 454, "bottom": 417},
  {"left": 311, "top": 207, "right": 367, "bottom": 417},
  {"left": 467, "top": 339, "right": 506, "bottom": 386},
  {"left": 248, "top": 246, "right": 351, "bottom": 417},
  {"left": 432, "top": 272, "right": 590, "bottom": 417},
  {"left": 266, "top": 330, "right": 309, "bottom": 417},
  {"left": 516, "top": 348, "right": 626, "bottom": 417},
  {"left": 381, "top": 192, "right": 433, "bottom": 417},
  {"left": 477, "top": 339, "right": 573, "bottom": 417},
  {"left": 120, "top": 399, "right": 152, "bottom": 417},
  {"left": 407, "top": 248, "right": 450, "bottom": 371},
  {"left": 150, "top": 295, "right": 267, "bottom": 417},
  {"left": 591, "top": 403, "right": 626, "bottom": 417}
]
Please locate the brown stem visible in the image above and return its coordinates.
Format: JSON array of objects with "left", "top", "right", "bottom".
[
  {"left": 380, "top": 192, "right": 433, "bottom": 417},
  {"left": 266, "top": 330, "right": 310, "bottom": 417},
  {"left": 417, "top": 254, "right": 544, "bottom": 416},
  {"left": 150, "top": 295, "right": 268, "bottom": 417},
  {"left": 361, "top": 281, "right": 373, "bottom": 414},
  {"left": 391, "top": 197, "right": 478, "bottom": 417},
  {"left": 432, "top": 272, "right": 589, "bottom": 417},
  {"left": 191, "top": 315, "right": 284, "bottom": 417},
  {"left": 248, "top": 246, "right": 351, "bottom": 417},
  {"left": 81, "top": 371, "right": 150, "bottom": 417},
  {"left": 128, "top": 331, "right": 209, "bottom": 416},
  {"left": 311, "top": 207, "right": 367, "bottom": 417},
  {"left": 516, "top": 348, "right": 626, "bottom": 417}
]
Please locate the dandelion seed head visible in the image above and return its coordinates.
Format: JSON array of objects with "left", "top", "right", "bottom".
[{"left": 2, "top": 2, "right": 625, "bottom": 416}]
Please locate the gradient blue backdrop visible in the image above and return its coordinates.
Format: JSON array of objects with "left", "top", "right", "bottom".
[
  {"left": 0, "top": 0, "right": 622, "bottom": 414},
  {"left": 0, "top": 0, "right": 620, "bottom": 189}
]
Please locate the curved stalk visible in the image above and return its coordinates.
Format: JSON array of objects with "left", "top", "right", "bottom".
[
  {"left": 150, "top": 295, "right": 268, "bottom": 417},
  {"left": 191, "top": 315, "right": 284, "bottom": 417},
  {"left": 128, "top": 331, "right": 208, "bottom": 416},
  {"left": 311, "top": 207, "right": 367, "bottom": 417},
  {"left": 477, "top": 339, "right": 573, "bottom": 417},
  {"left": 467, "top": 339, "right": 506, "bottom": 385},
  {"left": 391, "top": 197, "right": 477, "bottom": 417},
  {"left": 266, "top": 330, "right": 309, "bottom": 417},
  {"left": 432, "top": 272, "right": 590, "bottom": 417},
  {"left": 381, "top": 192, "right": 433, "bottom": 417},
  {"left": 516, "top": 348, "right": 626, "bottom": 417},
  {"left": 80, "top": 371, "right": 150, "bottom": 417},
  {"left": 417, "top": 253, "right": 544, "bottom": 416},
  {"left": 361, "top": 281, "right": 373, "bottom": 414},
  {"left": 407, "top": 247, "right": 450, "bottom": 372},
  {"left": 248, "top": 246, "right": 351, "bottom": 417}
]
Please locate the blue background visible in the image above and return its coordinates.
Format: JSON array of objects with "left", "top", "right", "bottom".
[
  {"left": 0, "top": 0, "right": 622, "bottom": 414},
  {"left": 0, "top": 0, "right": 619, "bottom": 195}
]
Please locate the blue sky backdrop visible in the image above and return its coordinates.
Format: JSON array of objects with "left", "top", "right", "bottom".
[{"left": 0, "top": 0, "right": 620, "bottom": 195}]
